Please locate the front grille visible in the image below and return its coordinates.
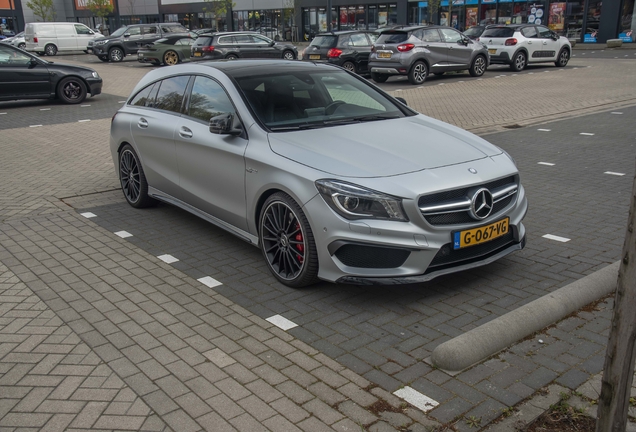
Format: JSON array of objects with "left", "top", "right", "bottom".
[
  {"left": 419, "top": 175, "right": 518, "bottom": 226},
  {"left": 427, "top": 230, "right": 515, "bottom": 270},
  {"left": 334, "top": 244, "right": 410, "bottom": 269}
]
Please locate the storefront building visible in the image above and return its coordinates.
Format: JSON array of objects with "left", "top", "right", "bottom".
[{"left": 300, "top": 0, "right": 635, "bottom": 43}]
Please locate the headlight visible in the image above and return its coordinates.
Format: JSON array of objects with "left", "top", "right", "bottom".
[
  {"left": 91, "top": 71, "right": 99, "bottom": 78},
  {"left": 95, "top": 40, "right": 107, "bottom": 45},
  {"left": 315, "top": 179, "right": 408, "bottom": 221}
]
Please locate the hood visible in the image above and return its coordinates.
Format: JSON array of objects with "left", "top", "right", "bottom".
[{"left": 268, "top": 115, "right": 502, "bottom": 178}]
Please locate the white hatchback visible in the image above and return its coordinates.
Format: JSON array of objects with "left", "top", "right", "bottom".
[{"left": 481, "top": 24, "right": 571, "bottom": 71}]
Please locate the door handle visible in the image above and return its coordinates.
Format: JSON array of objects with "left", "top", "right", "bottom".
[
  {"left": 528, "top": 41, "right": 533, "bottom": 44},
  {"left": 179, "top": 127, "right": 193, "bottom": 138},
  {"left": 138, "top": 118, "right": 148, "bottom": 128}
]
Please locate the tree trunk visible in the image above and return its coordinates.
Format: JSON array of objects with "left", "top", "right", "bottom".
[{"left": 596, "top": 159, "right": 636, "bottom": 432}]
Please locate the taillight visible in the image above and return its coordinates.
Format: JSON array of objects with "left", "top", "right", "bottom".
[
  {"left": 505, "top": 38, "right": 517, "bottom": 46},
  {"left": 33, "top": 37, "right": 38, "bottom": 43},
  {"left": 327, "top": 48, "right": 342, "bottom": 58},
  {"left": 397, "top": 43, "right": 415, "bottom": 52},
  {"left": 202, "top": 46, "right": 215, "bottom": 52}
]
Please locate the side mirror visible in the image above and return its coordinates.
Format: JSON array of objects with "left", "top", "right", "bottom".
[
  {"left": 269, "top": 41, "right": 275, "bottom": 46},
  {"left": 461, "top": 36, "right": 470, "bottom": 45},
  {"left": 551, "top": 33, "right": 559, "bottom": 40},
  {"left": 395, "top": 97, "right": 408, "bottom": 106},
  {"left": 209, "top": 113, "right": 242, "bottom": 136}
]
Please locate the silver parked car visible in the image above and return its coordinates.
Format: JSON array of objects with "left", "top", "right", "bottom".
[
  {"left": 368, "top": 25, "right": 489, "bottom": 85},
  {"left": 481, "top": 24, "right": 571, "bottom": 71},
  {"left": 110, "top": 60, "right": 527, "bottom": 287}
]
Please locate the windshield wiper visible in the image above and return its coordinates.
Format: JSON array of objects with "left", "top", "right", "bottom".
[
  {"left": 324, "top": 114, "right": 401, "bottom": 125},
  {"left": 269, "top": 123, "right": 327, "bottom": 131}
]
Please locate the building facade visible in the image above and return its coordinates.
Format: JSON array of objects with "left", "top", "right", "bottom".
[{"left": 1, "top": 0, "right": 633, "bottom": 44}]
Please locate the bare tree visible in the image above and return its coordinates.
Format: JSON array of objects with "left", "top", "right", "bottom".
[
  {"left": 596, "top": 160, "right": 636, "bottom": 432},
  {"left": 26, "top": 0, "right": 55, "bottom": 21}
]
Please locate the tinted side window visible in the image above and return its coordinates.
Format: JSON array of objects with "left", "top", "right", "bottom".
[
  {"left": 337, "top": 35, "right": 351, "bottom": 47},
  {"left": 193, "top": 36, "right": 213, "bottom": 47},
  {"left": 130, "top": 82, "right": 157, "bottom": 107},
  {"left": 154, "top": 76, "right": 190, "bottom": 113},
  {"left": 234, "top": 34, "right": 252, "bottom": 44},
  {"left": 188, "top": 76, "right": 235, "bottom": 123},
  {"left": 521, "top": 26, "right": 537, "bottom": 38},
  {"left": 162, "top": 25, "right": 188, "bottom": 33}
]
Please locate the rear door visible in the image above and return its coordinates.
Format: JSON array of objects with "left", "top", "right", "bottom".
[
  {"left": 415, "top": 28, "right": 448, "bottom": 68},
  {"left": 520, "top": 26, "right": 540, "bottom": 59},
  {"left": 347, "top": 32, "right": 373, "bottom": 71}
]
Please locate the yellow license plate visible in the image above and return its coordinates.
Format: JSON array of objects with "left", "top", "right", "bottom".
[
  {"left": 488, "top": 49, "right": 496, "bottom": 54},
  {"left": 194, "top": 52, "right": 202, "bottom": 57},
  {"left": 453, "top": 218, "right": 509, "bottom": 249},
  {"left": 378, "top": 52, "right": 392, "bottom": 59},
  {"left": 309, "top": 54, "right": 320, "bottom": 60}
]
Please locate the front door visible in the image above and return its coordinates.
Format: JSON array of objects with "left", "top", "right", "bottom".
[
  {"left": 0, "top": 46, "right": 50, "bottom": 99},
  {"left": 123, "top": 26, "right": 143, "bottom": 53},
  {"left": 74, "top": 24, "right": 96, "bottom": 50},
  {"left": 439, "top": 28, "right": 472, "bottom": 67},
  {"left": 535, "top": 25, "right": 560, "bottom": 61},
  {"left": 176, "top": 75, "right": 249, "bottom": 231}
]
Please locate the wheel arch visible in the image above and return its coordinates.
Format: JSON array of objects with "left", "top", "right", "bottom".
[
  {"left": 44, "top": 42, "right": 58, "bottom": 52},
  {"left": 253, "top": 185, "right": 315, "bottom": 237},
  {"left": 409, "top": 56, "right": 431, "bottom": 73},
  {"left": 55, "top": 74, "right": 93, "bottom": 96},
  {"left": 512, "top": 47, "right": 529, "bottom": 61}
]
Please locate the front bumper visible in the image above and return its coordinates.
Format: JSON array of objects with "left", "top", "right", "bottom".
[
  {"left": 91, "top": 45, "right": 108, "bottom": 56},
  {"left": 87, "top": 78, "right": 102, "bottom": 96}
]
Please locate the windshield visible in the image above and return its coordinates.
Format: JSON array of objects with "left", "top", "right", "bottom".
[
  {"left": 235, "top": 69, "right": 410, "bottom": 131},
  {"left": 110, "top": 26, "right": 128, "bottom": 37},
  {"left": 376, "top": 31, "right": 409, "bottom": 44},
  {"left": 481, "top": 27, "right": 515, "bottom": 38},
  {"left": 309, "top": 35, "right": 337, "bottom": 48},
  {"left": 463, "top": 27, "right": 483, "bottom": 37}
]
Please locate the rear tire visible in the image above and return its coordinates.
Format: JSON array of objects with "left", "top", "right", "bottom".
[
  {"left": 510, "top": 51, "right": 526, "bottom": 72},
  {"left": 44, "top": 44, "right": 57, "bottom": 56},
  {"left": 282, "top": 50, "right": 295, "bottom": 60},
  {"left": 469, "top": 54, "right": 487, "bottom": 77},
  {"left": 408, "top": 61, "right": 427, "bottom": 85},
  {"left": 370, "top": 72, "right": 388, "bottom": 83},
  {"left": 341, "top": 61, "right": 356, "bottom": 73},
  {"left": 163, "top": 50, "right": 179, "bottom": 65}
]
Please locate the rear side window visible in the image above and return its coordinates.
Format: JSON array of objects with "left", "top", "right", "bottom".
[
  {"left": 162, "top": 25, "right": 188, "bottom": 33},
  {"left": 481, "top": 27, "right": 515, "bottom": 38},
  {"left": 309, "top": 35, "right": 337, "bottom": 48},
  {"left": 376, "top": 31, "right": 409, "bottom": 44},
  {"left": 521, "top": 27, "right": 537, "bottom": 38},
  {"left": 154, "top": 76, "right": 190, "bottom": 113},
  {"left": 130, "top": 82, "right": 157, "bottom": 107},
  {"left": 416, "top": 28, "right": 442, "bottom": 42},
  {"left": 349, "top": 33, "right": 370, "bottom": 46},
  {"left": 193, "top": 36, "right": 213, "bottom": 47}
]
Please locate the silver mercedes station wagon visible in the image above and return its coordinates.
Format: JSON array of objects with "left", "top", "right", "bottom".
[{"left": 110, "top": 60, "right": 527, "bottom": 287}]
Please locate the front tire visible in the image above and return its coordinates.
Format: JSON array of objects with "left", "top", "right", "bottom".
[
  {"left": 370, "top": 72, "right": 388, "bottom": 83},
  {"left": 555, "top": 48, "right": 569, "bottom": 67},
  {"left": 119, "top": 144, "right": 154, "bottom": 209},
  {"left": 57, "top": 77, "right": 87, "bottom": 104},
  {"left": 469, "top": 54, "right": 487, "bottom": 77},
  {"left": 408, "top": 61, "right": 427, "bottom": 85},
  {"left": 282, "top": 50, "right": 295, "bottom": 60},
  {"left": 163, "top": 50, "right": 179, "bottom": 65},
  {"left": 109, "top": 47, "right": 124, "bottom": 62},
  {"left": 510, "top": 51, "right": 526, "bottom": 71},
  {"left": 45, "top": 44, "right": 57, "bottom": 56},
  {"left": 259, "top": 192, "right": 318, "bottom": 288}
]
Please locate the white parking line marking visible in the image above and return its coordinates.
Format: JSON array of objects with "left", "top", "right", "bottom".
[
  {"left": 118, "top": 101, "right": 126, "bottom": 103},
  {"left": 580, "top": 132, "right": 595, "bottom": 136},
  {"left": 80, "top": 212, "right": 97, "bottom": 218},
  {"left": 266, "top": 315, "right": 298, "bottom": 331},
  {"left": 198, "top": 276, "right": 222, "bottom": 288},
  {"left": 544, "top": 70, "right": 550, "bottom": 72},
  {"left": 543, "top": 234, "right": 570, "bottom": 242},
  {"left": 114, "top": 230, "right": 132, "bottom": 238},
  {"left": 537, "top": 129, "right": 551, "bottom": 132},
  {"left": 78, "top": 119, "right": 91, "bottom": 122},
  {"left": 394, "top": 387, "right": 439, "bottom": 412},
  {"left": 417, "top": 86, "right": 424, "bottom": 89},
  {"left": 29, "top": 125, "right": 42, "bottom": 128},
  {"left": 394, "top": 89, "right": 403, "bottom": 92},
  {"left": 605, "top": 171, "right": 625, "bottom": 176},
  {"left": 158, "top": 254, "right": 179, "bottom": 264},
  {"left": 81, "top": 104, "right": 91, "bottom": 107},
  {"left": 528, "top": 72, "right": 534, "bottom": 74},
  {"left": 538, "top": 162, "right": 555, "bottom": 166},
  {"left": 438, "top": 83, "right": 445, "bottom": 85},
  {"left": 611, "top": 112, "right": 623, "bottom": 115},
  {"left": 457, "top": 80, "right": 464, "bottom": 83},
  {"left": 40, "top": 108, "right": 51, "bottom": 111}
]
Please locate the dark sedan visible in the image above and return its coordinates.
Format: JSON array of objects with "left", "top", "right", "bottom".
[
  {"left": 191, "top": 31, "right": 297, "bottom": 61},
  {"left": 301, "top": 30, "right": 378, "bottom": 75},
  {"left": 0, "top": 43, "right": 102, "bottom": 104}
]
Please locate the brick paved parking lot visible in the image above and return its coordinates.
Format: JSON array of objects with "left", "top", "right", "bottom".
[{"left": 0, "top": 52, "right": 635, "bottom": 430}]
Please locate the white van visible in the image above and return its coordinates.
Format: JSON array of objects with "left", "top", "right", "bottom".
[{"left": 25, "top": 22, "right": 102, "bottom": 56}]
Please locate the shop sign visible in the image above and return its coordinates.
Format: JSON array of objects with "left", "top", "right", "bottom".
[
  {"left": 466, "top": 6, "right": 478, "bottom": 27},
  {"left": 527, "top": 3, "right": 544, "bottom": 25},
  {"left": 75, "top": 0, "right": 114, "bottom": 9},
  {"left": 619, "top": 31, "right": 633, "bottom": 43},
  {"left": 441, "top": 0, "right": 449, "bottom": 6},
  {"left": 548, "top": 2, "right": 565, "bottom": 31},
  {"left": 481, "top": 0, "right": 496, "bottom": 4},
  {"left": 584, "top": 30, "right": 597, "bottom": 42},
  {"left": 465, "top": 0, "right": 478, "bottom": 4},
  {"left": 452, "top": 0, "right": 464, "bottom": 5},
  {"left": 418, "top": 1, "right": 428, "bottom": 6}
]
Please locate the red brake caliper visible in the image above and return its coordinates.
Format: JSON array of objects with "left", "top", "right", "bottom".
[{"left": 295, "top": 223, "right": 304, "bottom": 263}]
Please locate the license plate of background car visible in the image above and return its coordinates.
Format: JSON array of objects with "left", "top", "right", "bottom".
[
  {"left": 488, "top": 49, "right": 496, "bottom": 54},
  {"left": 194, "top": 52, "right": 202, "bottom": 57},
  {"left": 309, "top": 54, "right": 320, "bottom": 60},
  {"left": 452, "top": 217, "right": 509, "bottom": 250},
  {"left": 378, "top": 51, "right": 392, "bottom": 59}
]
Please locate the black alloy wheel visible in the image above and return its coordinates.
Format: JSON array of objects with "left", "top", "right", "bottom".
[
  {"left": 259, "top": 193, "right": 318, "bottom": 288},
  {"left": 57, "top": 77, "right": 87, "bottom": 104},
  {"left": 119, "top": 144, "right": 154, "bottom": 208}
]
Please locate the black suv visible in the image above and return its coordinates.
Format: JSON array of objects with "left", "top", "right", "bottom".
[
  {"left": 300, "top": 30, "right": 378, "bottom": 75},
  {"left": 191, "top": 32, "right": 297, "bottom": 61},
  {"left": 368, "top": 25, "right": 489, "bottom": 84},
  {"left": 89, "top": 23, "right": 189, "bottom": 62}
]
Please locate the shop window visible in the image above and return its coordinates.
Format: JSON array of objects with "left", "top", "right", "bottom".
[
  {"left": 368, "top": 5, "right": 378, "bottom": 28},
  {"left": 356, "top": 6, "right": 366, "bottom": 28},
  {"left": 388, "top": 3, "right": 398, "bottom": 25},
  {"left": 619, "top": 0, "right": 635, "bottom": 42},
  {"left": 378, "top": 4, "right": 388, "bottom": 27},
  {"left": 480, "top": 0, "right": 497, "bottom": 25}
]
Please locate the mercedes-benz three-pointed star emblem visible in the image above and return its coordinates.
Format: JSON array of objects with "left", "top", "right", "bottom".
[{"left": 470, "top": 188, "right": 494, "bottom": 220}]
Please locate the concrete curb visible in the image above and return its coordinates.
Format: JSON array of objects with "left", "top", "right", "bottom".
[{"left": 431, "top": 261, "right": 620, "bottom": 372}]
